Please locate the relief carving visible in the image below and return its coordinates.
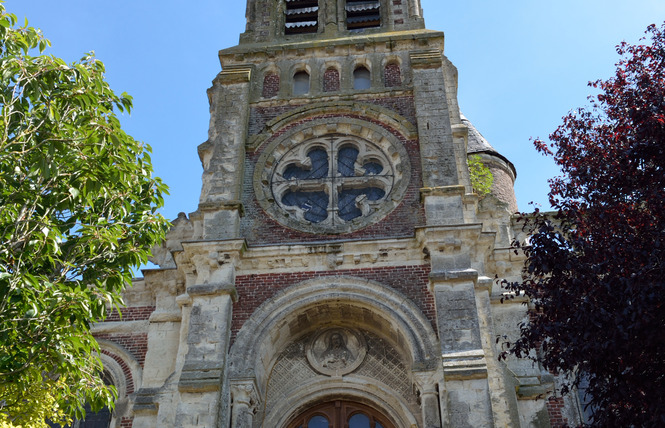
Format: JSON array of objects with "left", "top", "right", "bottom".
[{"left": 306, "top": 328, "right": 366, "bottom": 376}]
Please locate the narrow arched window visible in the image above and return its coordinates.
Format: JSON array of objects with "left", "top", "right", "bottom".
[
  {"left": 285, "top": 0, "right": 319, "bottom": 34},
  {"left": 293, "top": 71, "right": 310, "bottom": 95},
  {"left": 323, "top": 67, "right": 340, "bottom": 92},
  {"left": 353, "top": 67, "right": 371, "bottom": 90},
  {"left": 263, "top": 72, "right": 280, "bottom": 98},
  {"left": 345, "top": 0, "right": 380, "bottom": 30},
  {"left": 384, "top": 62, "right": 401, "bottom": 87}
]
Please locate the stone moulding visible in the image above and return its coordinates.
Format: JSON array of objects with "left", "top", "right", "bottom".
[
  {"left": 247, "top": 100, "right": 418, "bottom": 152},
  {"left": 264, "top": 379, "right": 418, "bottom": 428},
  {"left": 218, "top": 65, "right": 254, "bottom": 84},
  {"left": 409, "top": 49, "right": 443, "bottom": 69}
]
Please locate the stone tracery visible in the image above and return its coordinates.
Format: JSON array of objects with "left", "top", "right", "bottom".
[
  {"left": 254, "top": 116, "right": 411, "bottom": 235},
  {"left": 272, "top": 135, "right": 393, "bottom": 227}
]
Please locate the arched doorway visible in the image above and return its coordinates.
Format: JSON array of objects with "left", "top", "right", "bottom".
[
  {"left": 228, "top": 277, "right": 440, "bottom": 428},
  {"left": 287, "top": 401, "right": 395, "bottom": 428}
]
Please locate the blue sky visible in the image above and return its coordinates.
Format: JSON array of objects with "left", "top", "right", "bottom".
[{"left": 7, "top": 1, "right": 665, "bottom": 218}]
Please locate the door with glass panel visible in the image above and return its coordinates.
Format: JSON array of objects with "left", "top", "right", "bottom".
[{"left": 287, "top": 401, "right": 395, "bottom": 428}]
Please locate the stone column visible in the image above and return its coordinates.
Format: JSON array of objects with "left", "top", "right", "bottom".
[
  {"left": 414, "top": 371, "right": 443, "bottom": 428},
  {"left": 230, "top": 380, "right": 260, "bottom": 428}
]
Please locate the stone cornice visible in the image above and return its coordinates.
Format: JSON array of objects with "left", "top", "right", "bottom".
[{"left": 219, "top": 29, "right": 444, "bottom": 62}]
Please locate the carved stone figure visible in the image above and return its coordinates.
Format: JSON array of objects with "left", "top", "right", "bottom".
[
  {"left": 322, "top": 332, "right": 351, "bottom": 369},
  {"left": 306, "top": 328, "right": 367, "bottom": 376}
]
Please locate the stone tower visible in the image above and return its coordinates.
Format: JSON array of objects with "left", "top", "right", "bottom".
[{"left": 91, "top": 1, "right": 584, "bottom": 427}]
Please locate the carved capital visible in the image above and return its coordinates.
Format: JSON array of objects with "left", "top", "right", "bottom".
[
  {"left": 413, "top": 369, "right": 441, "bottom": 395},
  {"left": 231, "top": 380, "right": 260, "bottom": 409}
]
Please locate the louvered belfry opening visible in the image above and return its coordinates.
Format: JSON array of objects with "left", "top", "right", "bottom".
[
  {"left": 285, "top": 0, "right": 319, "bottom": 34},
  {"left": 345, "top": 0, "right": 381, "bottom": 30}
]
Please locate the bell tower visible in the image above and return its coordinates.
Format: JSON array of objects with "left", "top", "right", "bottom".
[{"left": 110, "top": 1, "right": 583, "bottom": 427}]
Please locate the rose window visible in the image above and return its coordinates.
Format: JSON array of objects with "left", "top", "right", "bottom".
[{"left": 255, "top": 126, "right": 410, "bottom": 234}]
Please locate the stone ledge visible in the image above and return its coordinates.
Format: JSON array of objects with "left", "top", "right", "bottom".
[
  {"left": 133, "top": 387, "right": 160, "bottom": 414},
  {"left": 91, "top": 320, "right": 149, "bottom": 335},
  {"left": 516, "top": 374, "right": 555, "bottom": 400},
  {"left": 178, "top": 361, "right": 225, "bottom": 393},
  {"left": 187, "top": 283, "right": 238, "bottom": 300},
  {"left": 410, "top": 49, "right": 443, "bottom": 68},
  {"left": 228, "top": 29, "right": 444, "bottom": 57},
  {"left": 217, "top": 65, "right": 253, "bottom": 84},
  {"left": 430, "top": 268, "right": 478, "bottom": 283},
  {"left": 420, "top": 185, "right": 466, "bottom": 199},
  {"left": 442, "top": 350, "right": 488, "bottom": 380},
  {"left": 148, "top": 311, "right": 182, "bottom": 323},
  {"left": 199, "top": 200, "right": 245, "bottom": 217}
]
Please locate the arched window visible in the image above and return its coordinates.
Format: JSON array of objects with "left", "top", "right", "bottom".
[
  {"left": 384, "top": 62, "right": 401, "bottom": 87},
  {"left": 263, "top": 72, "right": 280, "bottom": 98},
  {"left": 353, "top": 66, "right": 371, "bottom": 90},
  {"left": 287, "top": 401, "right": 394, "bottom": 428},
  {"left": 345, "top": 0, "right": 381, "bottom": 30},
  {"left": 293, "top": 71, "right": 310, "bottom": 95},
  {"left": 285, "top": 0, "right": 319, "bottom": 34},
  {"left": 323, "top": 67, "right": 340, "bottom": 92}
]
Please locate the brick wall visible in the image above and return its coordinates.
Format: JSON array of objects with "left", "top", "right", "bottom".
[
  {"left": 262, "top": 72, "right": 280, "bottom": 98},
  {"left": 392, "top": 0, "right": 404, "bottom": 25},
  {"left": 100, "top": 348, "right": 136, "bottom": 394},
  {"left": 248, "top": 95, "right": 417, "bottom": 136},
  {"left": 231, "top": 265, "right": 434, "bottom": 343},
  {"left": 384, "top": 63, "right": 402, "bottom": 87},
  {"left": 95, "top": 333, "right": 148, "bottom": 368},
  {"left": 119, "top": 417, "right": 134, "bottom": 428},
  {"left": 105, "top": 306, "right": 155, "bottom": 322},
  {"left": 323, "top": 68, "right": 340, "bottom": 92},
  {"left": 546, "top": 396, "right": 569, "bottom": 428}
]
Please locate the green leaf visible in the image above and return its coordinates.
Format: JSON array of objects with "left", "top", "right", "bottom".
[{"left": 69, "top": 187, "right": 80, "bottom": 198}]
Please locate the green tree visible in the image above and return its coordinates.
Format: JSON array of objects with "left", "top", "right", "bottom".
[
  {"left": 0, "top": 5, "right": 169, "bottom": 426},
  {"left": 502, "top": 23, "right": 665, "bottom": 426}
]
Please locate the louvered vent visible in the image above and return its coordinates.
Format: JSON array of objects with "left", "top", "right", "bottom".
[
  {"left": 285, "top": 0, "right": 319, "bottom": 34},
  {"left": 345, "top": 0, "right": 381, "bottom": 30}
]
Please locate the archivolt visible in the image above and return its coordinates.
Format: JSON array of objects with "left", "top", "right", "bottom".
[{"left": 227, "top": 276, "right": 439, "bottom": 392}]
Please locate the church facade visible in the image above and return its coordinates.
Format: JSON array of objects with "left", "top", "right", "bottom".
[{"left": 92, "top": 1, "right": 584, "bottom": 426}]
